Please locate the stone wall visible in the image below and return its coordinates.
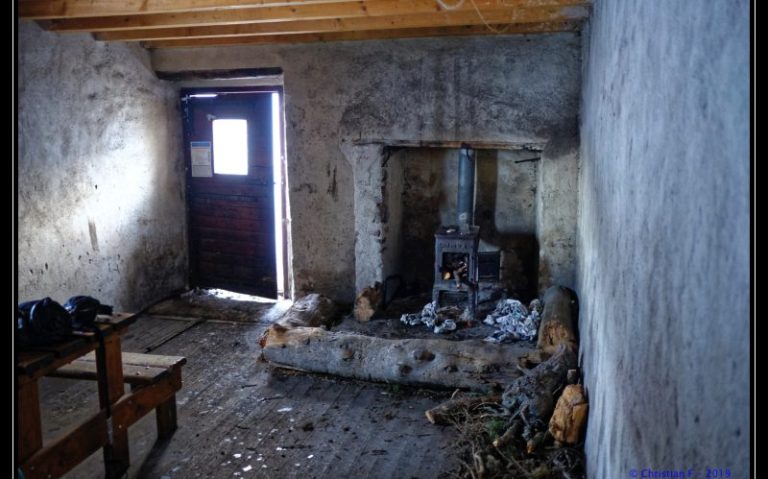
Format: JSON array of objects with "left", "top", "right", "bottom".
[
  {"left": 153, "top": 33, "right": 582, "bottom": 300},
  {"left": 577, "top": 1, "right": 750, "bottom": 476},
  {"left": 18, "top": 22, "right": 186, "bottom": 310}
]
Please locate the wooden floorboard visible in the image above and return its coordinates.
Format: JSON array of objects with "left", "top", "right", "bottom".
[{"left": 37, "top": 315, "right": 460, "bottom": 478}]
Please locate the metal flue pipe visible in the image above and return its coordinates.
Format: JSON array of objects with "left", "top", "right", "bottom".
[{"left": 457, "top": 146, "right": 476, "bottom": 234}]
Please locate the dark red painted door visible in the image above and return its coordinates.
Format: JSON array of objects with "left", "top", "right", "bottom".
[{"left": 182, "top": 90, "right": 277, "bottom": 298}]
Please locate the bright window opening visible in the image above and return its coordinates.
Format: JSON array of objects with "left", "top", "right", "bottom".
[{"left": 213, "top": 119, "right": 248, "bottom": 175}]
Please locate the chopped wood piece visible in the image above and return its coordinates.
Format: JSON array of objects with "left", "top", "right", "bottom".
[
  {"left": 526, "top": 430, "right": 548, "bottom": 454},
  {"left": 492, "top": 421, "right": 522, "bottom": 448},
  {"left": 548, "top": 384, "right": 588, "bottom": 445},
  {"left": 274, "top": 294, "right": 337, "bottom": 329},
  {"left": 537, "top": 286, "right": 578, "bottom": 353},
  {"left": 425, "top": 394, "right": 500, "bottom": 425},
  {"left": 502, "top": 345, "right": 577, "bottom": 428},
  {"left": 353, "top": 283, "right": 381, "bottom": 322}
]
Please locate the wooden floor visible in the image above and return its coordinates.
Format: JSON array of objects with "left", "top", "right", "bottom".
[{"left": 38, "top": 313, "right": 461, "bottom": 478}]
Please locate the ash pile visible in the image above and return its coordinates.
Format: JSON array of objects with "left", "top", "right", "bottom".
[
  {"left": 482, "top": 298, "right": 542, "bottom": 343},
  {"left": 400, "top": 297, "right": 542, "bottom": 343}
]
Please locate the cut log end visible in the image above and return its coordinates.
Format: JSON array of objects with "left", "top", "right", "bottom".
[
  {"left": 548, "top": 383, "right": 588, "bottom": 445},
  {"left": 353, "top": 284, "right": 381, "bottom": 322},
  {"left": 537, "top": 286, "right": 578, "bottom": 353},
  {"left": 492, "top": 421, "right": 522, "bottom": 448}
]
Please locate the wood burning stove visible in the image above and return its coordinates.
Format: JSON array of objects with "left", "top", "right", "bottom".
[
  {"left": 433, "top": 225, "right": 479, "bottom": 314},
  {"left": 432, "top": 146, "right": 480, "bottom": 315}
]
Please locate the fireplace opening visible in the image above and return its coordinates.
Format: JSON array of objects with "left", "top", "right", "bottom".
[{"left": 391, "top": 147, "right": 539, "bottom": 303}]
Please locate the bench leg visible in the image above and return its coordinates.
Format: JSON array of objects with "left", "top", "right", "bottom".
[
  {"left": 17, "top": 380, "right": 43, "bottom": 464},
  {"left": 97, "top": 334, "right": 130, "bottom": 478},
  {"left": 105, "top": 426, "right": 130, "bottom": 479},
  {"left": 156, "top": 395, "right": 178, "bottom": 440},
  {"left": 156, "top": 366, "right": 182, "bottom": 440},
  {"left": 130, "top": 367, "right": 181, "bottom": 441}
]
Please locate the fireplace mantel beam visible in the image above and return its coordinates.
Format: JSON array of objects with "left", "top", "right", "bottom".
[{"left": 349, "top": 139, "right": 545, "bottom": 151}]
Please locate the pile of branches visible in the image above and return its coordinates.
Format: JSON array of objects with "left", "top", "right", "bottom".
[
  {"left": 445, "top": 398, "right": 585, "bottom": 479},
  {"left": 427, "top": 346, "right": 586, "bottom": 479}
]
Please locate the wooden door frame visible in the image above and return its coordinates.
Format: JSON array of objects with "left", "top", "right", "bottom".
[{"left": 180, "top": 85, "right": 291, "bottom": 299}]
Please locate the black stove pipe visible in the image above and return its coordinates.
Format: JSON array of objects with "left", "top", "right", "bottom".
[{"left": 457, "top": 146, "right": 476, "bottom": 234}]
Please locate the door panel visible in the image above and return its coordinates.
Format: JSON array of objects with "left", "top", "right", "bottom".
[{"left": 183, "top": 90, "right": 278, "bottom": 298}]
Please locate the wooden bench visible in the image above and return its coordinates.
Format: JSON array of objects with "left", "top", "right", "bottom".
[{"left": 48, "top": 351, "right": 187, "bottom": 440}]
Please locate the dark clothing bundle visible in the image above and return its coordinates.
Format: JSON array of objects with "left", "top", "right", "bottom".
[{"left": 16, "top": 296, "right": 113, "bottom": 349}]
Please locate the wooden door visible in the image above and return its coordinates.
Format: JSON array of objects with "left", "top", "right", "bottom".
[{"left": 182, "top": 89, "right": 278, "bottom": 298}]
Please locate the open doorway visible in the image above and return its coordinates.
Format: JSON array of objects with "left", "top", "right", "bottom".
[{"left": 181, "top": 87, "right": 290, "bottom": 299}]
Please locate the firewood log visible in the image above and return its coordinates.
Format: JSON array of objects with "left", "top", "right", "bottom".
[
  {"left": 502, "top": 344, "right": 577, "bottom": 429},
  {"left": 548, "top": 384, "right": 588, "bottom": 445},
  {"left": 537, "top": 286, "right": 578, "bottom": 353},
  {"left": 260, "top": 325, "right": 532, "bottom": 391},
  {"left": 272, "top": 294, "right": 337, "bottom": 331}
]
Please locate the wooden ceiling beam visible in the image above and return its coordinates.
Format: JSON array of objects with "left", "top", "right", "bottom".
[
  {"left": 96, "top": 5, "right": 590, "bottom": 41},
  {"left": 44, "top": 0, "right": 589, "bottom": 32},
  {"left": 18, "top": 0, "right": 362, "bottom": 20},
  {"left": 144, "top": 21, "right": 580, "bottom": 48}
]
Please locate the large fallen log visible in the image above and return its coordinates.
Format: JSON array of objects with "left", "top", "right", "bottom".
[
  {"left": 536, "top": 286, "right": 578, "bottom": 353},
  {"left": 260, "top": 326, "right": 533, "bottom": 391}
]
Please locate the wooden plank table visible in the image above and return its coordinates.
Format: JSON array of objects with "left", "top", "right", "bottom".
[{"left": 16, "top": 313, "right": 137, "bottom": 479}]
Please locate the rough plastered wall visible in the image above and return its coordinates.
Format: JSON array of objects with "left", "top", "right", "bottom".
[
  {"left": 18, "top": 22, "right": 186, "bottom": 311},
  {"left": 578, "top": 1, "right": 749, "bottom": 477},
  {"left": 397, "top": 148, "right": 538, "bottom": 299},
  {"left": 537, "top": 135, "right": 579, "bottom": 291},
  {"left": 153, "top": 33, "right": 581, "bottom": 302}
]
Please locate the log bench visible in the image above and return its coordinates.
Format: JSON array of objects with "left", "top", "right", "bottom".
[{"left": 47, "top": 351, "right": 187, "bottom": 440}]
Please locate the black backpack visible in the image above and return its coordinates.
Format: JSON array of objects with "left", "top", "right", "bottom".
[
  {"left": 16, "top": 297, "right": 73, "bottom": 349},
  {"left": 63, "top": 295, "right": 113, "bottom": 331}
]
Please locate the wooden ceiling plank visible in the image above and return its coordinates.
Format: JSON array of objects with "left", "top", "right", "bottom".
[
  {"left": 18, "top": 0, "right": 363, "bottom": 20},
  {"left": 143, "top": 21, "right": 580, "bottom": 48},
  {"left": 45, "top": 0, "right": 589, "bottom": 32},
  {"left": 96, "top": 5, "right": 590, "bottom": 41}
]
